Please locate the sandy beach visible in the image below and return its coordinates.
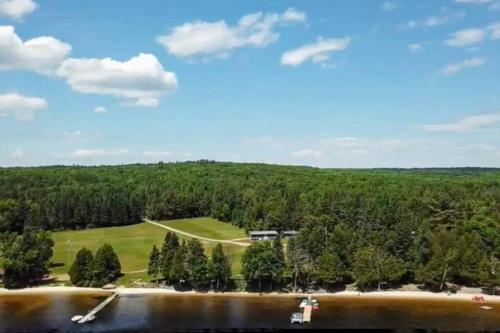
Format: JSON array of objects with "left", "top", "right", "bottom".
[{"left": 1, "top": 286, "right": 499, "bottom": 303}]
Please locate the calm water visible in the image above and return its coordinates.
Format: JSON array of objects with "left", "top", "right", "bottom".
[{"left": 0, "top": 292, "right": 498, "bottom": 332}]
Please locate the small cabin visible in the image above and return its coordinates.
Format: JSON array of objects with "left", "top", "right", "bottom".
[
  {"left": 249, "top": 230, "right": 279, "bottom": 241},
  {"left": 282, "top": 230, "right": 298, "bottom": 238}
]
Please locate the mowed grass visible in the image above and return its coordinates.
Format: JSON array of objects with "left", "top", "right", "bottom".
[
  {"left": 51, "top": 218, "right": 247, "bottom": 285},
  {"left": 158, "top": 217, "right": 247, "bottom": 240}
]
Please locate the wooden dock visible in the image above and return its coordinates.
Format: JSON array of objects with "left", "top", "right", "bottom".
[
  {"left": 78, "top": 293, "right": 118, "bottom": 324},
  {"left": 303, "top": 305, "right": 312, "bottom": 323}
]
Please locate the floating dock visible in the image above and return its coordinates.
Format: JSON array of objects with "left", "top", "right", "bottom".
[
  {"left": 77, "top": 293, "right": 118, "bottom": 324},
  {"left": 303, "top": 305, "right": 312, "bottom": 323}
]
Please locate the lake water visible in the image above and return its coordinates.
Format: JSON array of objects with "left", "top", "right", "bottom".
[{"left": 0, "top": 292, "right": 498, "bottom": 332}]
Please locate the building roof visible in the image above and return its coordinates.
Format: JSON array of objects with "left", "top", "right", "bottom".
[
  {"left": 283, "top": 230, "right": 298, "bottom": 234},
  {"left": 249, "top": 230, "right": 279, "bottom": 236}
]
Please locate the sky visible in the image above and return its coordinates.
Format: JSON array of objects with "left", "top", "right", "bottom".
[{"left": 0, "top": 0, "right": 499, "bottom": 168}]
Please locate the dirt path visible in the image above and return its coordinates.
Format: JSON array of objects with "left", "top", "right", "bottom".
[{"left": 144, "top": 219, "right": 250, "bottom": 247}]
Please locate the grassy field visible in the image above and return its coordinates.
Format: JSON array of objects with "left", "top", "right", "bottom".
[
  {"left": 158, "top": 217, "right": 247, "bottom": 240},
  {"left": 51, "top": 218, "right": 247, "bottom": 285}
]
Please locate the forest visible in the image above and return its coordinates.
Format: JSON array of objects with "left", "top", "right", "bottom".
[{"left": 0, "top": 161, "right": 499, "bottom": 291}]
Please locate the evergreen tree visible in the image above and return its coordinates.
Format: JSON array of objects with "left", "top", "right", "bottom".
[
  {"left": 170, "top": 240, "right": 189, "bottom": 285},
  {"left": 90, "top": 243, "right": 121, "bottom": 287},
  {"left": 209, "top": 243, "right": 231, "bottom": 290},
  {"left": 160, "top": 232, "right": 179, "bottom": 281},
  {"left": 272, "top": 236, "right": 285, "bottom": 285},
  {"left": 69, "top": 247, "right": 93, "bottom": 287},
  {"left": 147, "top": 245, "right": 161, "bottom": 282},
  {"left": 186, "top": 238, "right": 209, "bottom": 289}
]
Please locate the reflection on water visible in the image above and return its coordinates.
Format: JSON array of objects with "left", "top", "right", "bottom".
[{"left": 0, "top": 292, "right": 498, "bottom": 332}]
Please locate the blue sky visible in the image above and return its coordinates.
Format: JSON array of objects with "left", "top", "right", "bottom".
[{"left": 1, "top": 0, "right": 499, "bottom": 168}]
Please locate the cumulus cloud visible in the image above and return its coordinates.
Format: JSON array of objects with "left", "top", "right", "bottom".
[
  {"left": 156, "top": 8, "right": 305, "bottom": 59},
  {"left": 489, "top": 22, "right": 500, "bottom": 39},
  {"left": 381, "top": 1, "right": 399, "bottom": 12},
  {"left": 440, "top": 56, "right": 486, "bottom": 75},
  {"left": 0, "top": 92, "right": 47, "bottom": 120},
  {"left": 10, "top": 148, "right": 23, "bottom": 158},
  {"left": 0, "top": 25, "right": 71, "bottom": 74},
  {"left": 403, "top": 8, "right": 465, "bottom": 29},
  {"left": 71, "top": 149, "right": 130, "bottom": 157},
  {"left": 290, "top": 149, "right": 324, "bottom": 158},
  {"left": 94, "top": 106, "right": 106, "bottom": 113},
  {"left": 418, "top": 112, "right": 500, "bottom": 133},
  {"left": 446, "top": 28, "right": 486, "bottom": 47},
  {"left": 0, "top": 0, "right": 37, "bottom": 20},
  {"left": 56, "top": 53, "right": 178, "bottom": 107},
  {"left": 281, "top": 37, "right": 350, "bottom": 67}
]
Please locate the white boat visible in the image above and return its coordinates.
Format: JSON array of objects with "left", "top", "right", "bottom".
[
  {"left": 480, "top": 306, "right": 494, "bottom": 311},
  {"left": 71, "top": 315, "right": 83, "bottom": 322},
  {"left": 290, "top": 312, "right": 303, "bottom": 324},
  {"left": 78, "top": 313, "right": 96, "bottom": 324}
]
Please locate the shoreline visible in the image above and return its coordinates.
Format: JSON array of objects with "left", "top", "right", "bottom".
[{"left": 0, "top": 286, "right": 499, "bottom": 303}]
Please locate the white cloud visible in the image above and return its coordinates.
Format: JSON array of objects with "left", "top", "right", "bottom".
[
  {"left": 143, "top": 150, "right": 173, "bottom": 157},
  {"left": 0, "top": 0, "right": 37, "bottom": 20},
  {"left": 408, "top": 43, "right": 423, "bottom": 53},
  {"left": 0, "top": 92, "right": 47, "bottom": 120},
  {"left": 94, "top": 106, "right": 106, "bottom": 113},
  {"left": 71, "top": 149, "right": 130, "bottom": 157},
  {"left": 156, "top": 8, "right": 305, "bottom": 59},
  {"left": 440, "top": 56, "right": 486, "bottom": 75},
  {"left": 403, "top": 8, "right": 465, "bottom": 29},
  {"left": 488, "top": 22, "right": 500, "bottom": 39},
  {"left": 382, "top": 1, "right": 399, "bottom": 12},
  {"left": 0, "top": 25, "right": 71, "bottom": 74},
  {"left": 290, "top": 149, "right": 324, "bottom": 158},
  {"left": 446, "top": 28, "right": 485, "bottom": 47},
  {"left": 56, "top": 53, "right": 178, "bottom": 107},
  {"left": 281, "top": 37, "right": 350, "bottom": 67},
  {"left": 10, "top": 148, "right": 23, "bottom": 158},
  {"left": 418, "top": 112, "right": 500, "bottom": 133}
]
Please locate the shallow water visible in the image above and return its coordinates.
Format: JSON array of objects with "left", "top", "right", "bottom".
[{"left": 0, "top": 292, "right": 498, "bottom": 332}]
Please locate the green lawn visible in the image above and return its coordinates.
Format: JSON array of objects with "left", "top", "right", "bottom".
[
  {"left": 158, "top": 217, "right": 247, "bottom": 240},
  {"left": 51, "top": 218, "right": 247, "bottom": 285}
]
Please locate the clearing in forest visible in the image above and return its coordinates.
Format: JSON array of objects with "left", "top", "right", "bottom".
[
  {"left": 50, "top": 217, "right": 248, "bottom": 285},
  {"left": 156, "top": 217, "right": 248, "bottom": 241}
]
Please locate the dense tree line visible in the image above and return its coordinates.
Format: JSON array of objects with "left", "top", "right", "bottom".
[
  {"left": 69, "top": 244, "right": 122, "bottom": 287},
  {"left": 148, "top": 232, "right": 231, "bottom": 290},
  {"left": 0, "top": 229, "right": 54, "bottom": 288},
  {"left": 0, "top": 162, "right": 498, "bottom": 291}
]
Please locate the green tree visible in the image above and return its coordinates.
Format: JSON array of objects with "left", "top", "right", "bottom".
[
  {"left": 352, "top": 246, "right": 405, "bottom": 290},
  {"left": 69, "top": 247, "right": 93, "bottom": 287},
  {"left": 160, "top": 232, "right": 179, "bottom": 281},
  {"left": 416, "top": 230, "right": 459, "bottom": 290},
  {"left": 286, "top": 237, "right": 311, "bottom": 292},
  {"left": 208, "top": 243, "right": 231, "bottom": 290},
  {"left": 170, "top": 240, "right": 189, "bottom": 285},
  {"left": 242, "top": 241, "right": 282, "bottom": 291},
  {"left": 272, "top": 236, "right": 285, "bottom": 285},
  {"left": 314, "top": 250, "right": 345, "bottom": 288},
  {"left": 1, "top": 229, "right": 54, "bottom": 288},
  {"left": 186, "top": 238, "right": 209, "bottom": 289},
  {"left": 90, "top": 243, "right": 121, "bottom": 287},
  {"left": 147, "top": 245, "right": 161, "bottom": 282}
]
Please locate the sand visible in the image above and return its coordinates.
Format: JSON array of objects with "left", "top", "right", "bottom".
[{"left": 0, "top": 286, "right": 499, "bottom": 303}]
